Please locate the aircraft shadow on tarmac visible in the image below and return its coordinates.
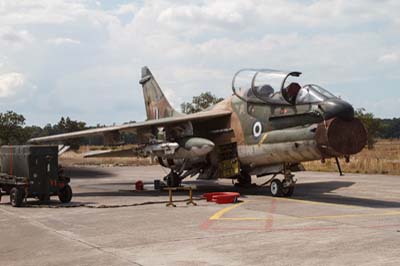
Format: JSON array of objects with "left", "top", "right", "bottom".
[
  {"left": 63, "top": 166, "right": 116, "bottom": 179},
  {"left": 292, "top": 182, "right": 400, "bottom": 209},
  {"left": 73, "top": 179, "right": 400, "bottom": 209}
]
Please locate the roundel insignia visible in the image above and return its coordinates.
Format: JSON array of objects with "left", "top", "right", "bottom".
[{"left": 252, "top": 121, "right": 263, "bottom": 138}]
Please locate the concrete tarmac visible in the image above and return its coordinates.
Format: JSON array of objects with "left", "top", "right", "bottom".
[{"left": 0, "top": 165, "right": 399, "bottom": 266}]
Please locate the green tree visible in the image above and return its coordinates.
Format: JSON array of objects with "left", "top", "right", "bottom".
[
  {"left": 0, "top": 111, "right": 26, "bottom": 145},
  {"left": 55, "top": 117, "right": 87, "bottom": 148},
  {"left": 53, "top": 117, "right": 86, "bottom": 134},
  {"left": 355, "top": 108, "right": 382, "bottom": 149},
  {"left": 378, "top": 118, "right": 400, "bottom": 138},
  {"left": 22, "top": 125, "right": 44, "bottom": 142},
  {"left": 181, "top": 92, "right": 224, "bottom": 114}
]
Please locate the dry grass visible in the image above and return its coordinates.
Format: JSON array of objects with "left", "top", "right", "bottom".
[
  {"left": 59, "top": 146, "right": 154, "bottom": 167},
  {"left": 304, "top": 139, "right": 400, "bottom": 175}
]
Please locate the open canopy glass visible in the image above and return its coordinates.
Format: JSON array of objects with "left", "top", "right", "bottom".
[{"left": 232, "top": 68, "right": 337, "bottom": 105}]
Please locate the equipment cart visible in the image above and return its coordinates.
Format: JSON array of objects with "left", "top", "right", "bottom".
[{"left": 0, "top": 145, "right": 72, "bottom": 207}]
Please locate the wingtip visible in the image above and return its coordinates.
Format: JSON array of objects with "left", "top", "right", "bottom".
[{"left": 141, "top": 66, "right": 152, "bottom": 78}]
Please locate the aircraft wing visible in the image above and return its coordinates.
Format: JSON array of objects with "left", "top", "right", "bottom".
[{"left": 28, "top": 110, "right": 232, "bottom": 144}]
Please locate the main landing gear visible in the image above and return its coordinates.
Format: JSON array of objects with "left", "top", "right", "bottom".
[
  {"left": 270, "top": 168, "right": 296, "bottom": 197},
  {"left": 236, "top": 171, "right": 252, "bottom": 187},
  {"left": 164, "top": 170, "right": 182, "bottom": 187}
]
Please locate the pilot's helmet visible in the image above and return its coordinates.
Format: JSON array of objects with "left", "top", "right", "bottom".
[
  {"left": 257, "top": 84, "right": 274, "bottom": 97},
  {"left": 282, "top": 82, "right": 301, "bottom": 104},
  {"left": 286, "top": 82, "right": 301, "bottom": 97}
]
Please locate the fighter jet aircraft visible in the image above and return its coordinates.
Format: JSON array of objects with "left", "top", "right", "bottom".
[{"left": 29, "top": 67, "right": 367, "bottom": 197}]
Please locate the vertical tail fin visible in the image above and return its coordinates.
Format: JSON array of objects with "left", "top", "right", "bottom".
[{"left": 139, "top": 66, "right": 181, "bottom": 120}]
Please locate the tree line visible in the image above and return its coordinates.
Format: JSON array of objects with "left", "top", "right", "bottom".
[{"left": 0, "top": 111, "right": 136, "bottom": 147}]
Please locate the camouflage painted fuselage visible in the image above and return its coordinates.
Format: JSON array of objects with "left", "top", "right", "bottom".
[
  {"left": 199, "top": 94, "right": 365, "bottom": 177},
  {"left": 139, "top": 67, "right": 366, "bottom": 178}
]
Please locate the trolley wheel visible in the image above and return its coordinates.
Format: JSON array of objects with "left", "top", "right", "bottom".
[
  {"left": 282, "top": 185, "right": 295, "bottom": 197},
  {"left": 58, "top": 185, "right": 73, "bottom": 203},
  {"left": 10, "top": 187, "right": 24, "bottom": 207},
  {"left": 270, "top": 179, "right": 283, "bottom": 197}
]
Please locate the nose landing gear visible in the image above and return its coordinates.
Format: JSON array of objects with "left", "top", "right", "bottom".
[{"left": 270, "top": 167, "right": 296, "bottom": 197}]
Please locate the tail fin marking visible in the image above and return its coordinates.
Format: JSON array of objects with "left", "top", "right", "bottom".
[{"left": 140, "top": 66, "right": 181, "bottom": 120}]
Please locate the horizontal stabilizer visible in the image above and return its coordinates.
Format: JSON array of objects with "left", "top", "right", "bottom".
[
  {"left": 83, "top": 148, "right": 139, "bottom": 158},
  {"left": 58, "top": 145, "right": 70, "bottom": 156}
]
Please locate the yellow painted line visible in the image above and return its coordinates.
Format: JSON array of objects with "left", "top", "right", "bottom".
[
  {"left": 303, "top": 211, "right": 400, "bottom": 220},
  {"left": 258, "top": 133, "right": 268, "bottom": 145},
  {"left": 209, "top": 202, "right": 246, "bottom": 220},
  {"left": 218, "top": 217, "right": 266, "bottom": 221},
  {"left": 215, "top": 211, "right": 400, "bottom": 221},
  {"left": 207, "top": 198, "right": 400, "bottom": 223},
  {"left": 274, "top": 197, "right": 363, "bottom": 209}
]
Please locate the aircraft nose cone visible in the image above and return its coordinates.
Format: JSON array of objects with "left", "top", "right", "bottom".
[{"left": 319, "top": 99, "right": 354, "bottom": 121}]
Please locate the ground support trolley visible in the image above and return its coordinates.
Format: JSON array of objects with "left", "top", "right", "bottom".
[{"left": 0, "top": 145, "right": 73, "bottom": 207}]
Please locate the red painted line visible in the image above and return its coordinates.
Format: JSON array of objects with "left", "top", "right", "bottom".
[
  {"left": 207, "top": 227, "right": 266, "bottom": 231},
  {"left": 363, "top": 224, "right": 400, "bottom": 229},
  {"left": 270, "top": 226, "right": 339, "bottom": 232},
  {"left": 199, "top": 219, "right": 214, "bottom": 230},
  {"left": 201, "top": 221, "right": 400, "bottom": 232},
  {"left": 265, "top": 198, "right": 277, "bottom": 230}
]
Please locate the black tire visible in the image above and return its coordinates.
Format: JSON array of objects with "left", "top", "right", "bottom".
[
  {"left": 237, "top": 172, "right": 252, "bottom": 185},
  {"left": 58, "top": 185, "right": 72, "bottom": 203},
  {"left": 10, "top": 187, "right": 24, "bottom": 207},
  {"left": 270, "top": 179, "right": 283, "bottom": 197},
  {"left": 282, "top": 185, "right": 295, "bottom": 197}
]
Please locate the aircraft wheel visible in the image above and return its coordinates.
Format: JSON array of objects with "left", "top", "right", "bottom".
[
  {"left": 270, "top": 179, "right": 283, "bottom": 197},
  {"left": 10, "top": 187, "right": 24, "bottom": 207},
  {"left": 282, "top": 185, "right": 295, "bottom": 197}
]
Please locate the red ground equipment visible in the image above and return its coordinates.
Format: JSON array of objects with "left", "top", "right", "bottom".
[
  {"left": 135, "top": 180, "right": 144, "bottom": 191},
  {"left": 202, "top": 192, "right": 240, "bottom": 204}
]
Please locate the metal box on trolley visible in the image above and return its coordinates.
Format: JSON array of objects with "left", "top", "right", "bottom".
[{"left": 0, "top": 145, "right": 72, "bottom": 207}]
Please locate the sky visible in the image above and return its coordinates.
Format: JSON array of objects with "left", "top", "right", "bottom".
[{"left": 0, "top": 0, "right": 399, "bottom": 126}]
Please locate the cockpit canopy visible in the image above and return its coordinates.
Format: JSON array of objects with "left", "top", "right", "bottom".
[{"left": 232, "top": 69, "right": 337, "bottom": 105}]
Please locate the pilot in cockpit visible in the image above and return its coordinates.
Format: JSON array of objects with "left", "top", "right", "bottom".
[
  {"left": 247, "top": 84, "right": 275, "bottom": 99},
  {"left": 257, "top": 84, "right": 275, "bottom": 98},
  {"left": 282, "top": 82, "right": 301, "bottom": 105}
]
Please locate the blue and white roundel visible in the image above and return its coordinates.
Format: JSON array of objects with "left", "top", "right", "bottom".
[{"left": 252, "top": 121, "right": 263, "bottom": 138}]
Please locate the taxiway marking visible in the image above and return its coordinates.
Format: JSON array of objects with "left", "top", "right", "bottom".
[
  {"left": 207, "top": 198, "right": 400, "bottom": 221},
  {"left": 216, "top": 211, "right": 400, "bottom": 221},
  {"left": 277, "top": 197, "right": 363, "bottom": 209},
  {"left": 209, "top": 202, "right": 245, "bottom": 220}
]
